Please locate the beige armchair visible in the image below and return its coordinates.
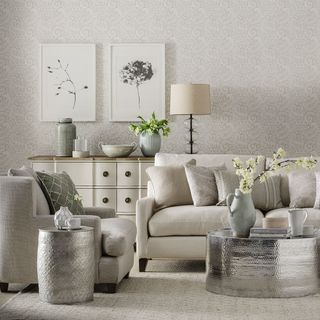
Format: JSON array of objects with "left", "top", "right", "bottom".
[{"left": 0, "top": 176, "right": 136, "bottom": 293}]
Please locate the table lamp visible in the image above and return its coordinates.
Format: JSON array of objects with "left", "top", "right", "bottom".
[{"left": 170, "top": 83, "right": 211, "bottom": 154}]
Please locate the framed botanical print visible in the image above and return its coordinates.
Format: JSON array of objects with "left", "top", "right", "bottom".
[
  {"left": 109, "top": 43, "right": 165, "bottom": 122},
  {"left": 40, "top": 44, "right": 96, "bottom": 121}
]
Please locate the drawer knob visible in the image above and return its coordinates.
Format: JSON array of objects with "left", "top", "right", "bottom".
[
  {"left": 102, "top": 197, "right": 109, "bottom": 204},
  {"left": 125, "top": 197, "right": 131, "bottom": 203},
  {"left": 125, "top": 171, "right": 131, "bottom": 177},
  {"left": 103, "top": 171, "right": 109, "bottom": 177}
]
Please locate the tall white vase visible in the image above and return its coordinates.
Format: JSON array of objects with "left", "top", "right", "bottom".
[{"left": 226, "top": 189, "right": 256, "bottom": 238}]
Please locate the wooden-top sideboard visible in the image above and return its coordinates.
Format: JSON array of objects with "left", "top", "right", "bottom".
[{"left": 29, "top": 156, "right": 154, "bottom": 221}]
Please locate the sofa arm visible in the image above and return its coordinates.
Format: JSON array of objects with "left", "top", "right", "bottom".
[
  {"left": 136, "top": 197, "right": 155, "bottom": 258},
  {"left": 83, "top": 207, "right": 115, "bottom": 219}
]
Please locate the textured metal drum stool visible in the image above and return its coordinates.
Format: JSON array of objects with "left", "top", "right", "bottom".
[
  {"left": 206, "top": 229, "right": 320, "bottom": 298},
  {"left": 37, "top": 227, "right": 95, "bottom": 304}
]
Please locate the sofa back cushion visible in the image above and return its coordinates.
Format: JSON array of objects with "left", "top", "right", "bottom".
[
  {"left": 8, "top": 166, "right": 50, "bottom": 216},
  {"left": 155, "top": 153, "right": 265, "bottom": 173},
  {"left": 146, "top": 160, "right": 195, "bottom": 210}
]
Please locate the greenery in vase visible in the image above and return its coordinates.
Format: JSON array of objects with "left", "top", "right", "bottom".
[
  {"left": 129, "top": 112, "right": 170, "bottom": 137},
  {"left": 232, "top": 148, "right": 317, "bottom": 194}
]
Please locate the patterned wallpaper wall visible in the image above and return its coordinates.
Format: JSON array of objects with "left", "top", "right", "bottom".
[{"left": 1, "top": 0, "right": 320, "bottom": 171}]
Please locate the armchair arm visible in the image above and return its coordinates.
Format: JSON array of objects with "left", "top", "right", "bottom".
[
  {"left": 83, "top": 207, "right": 115, "bottom": 219},
  {"left": 136, "top": 197, "right": 155, "bottom": 258}
]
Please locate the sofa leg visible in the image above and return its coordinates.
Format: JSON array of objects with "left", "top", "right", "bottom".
[
  {"left": 139, "top": 258, "right": 148, "bottom": 272},
  {"left": 95, "top": 283, "right": 117, "bottom": 294},
  {"left": 124, "top": 272, "right": 130, "bottom": 279},
  {"left": 0, "top": 283, "right": 8, "bottom": 292}
]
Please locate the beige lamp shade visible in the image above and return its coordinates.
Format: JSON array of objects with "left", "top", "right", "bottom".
[{"left": 170, "top": 84, "right": 211, "bottom": 115}]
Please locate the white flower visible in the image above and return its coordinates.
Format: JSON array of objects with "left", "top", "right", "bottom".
[{"left": 74, "top": 194, "right": 83, "bottom": 203}]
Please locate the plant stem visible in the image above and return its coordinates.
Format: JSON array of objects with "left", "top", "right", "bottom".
[{"left": 136, "top": 85, "right": 141, "bottom": 108}]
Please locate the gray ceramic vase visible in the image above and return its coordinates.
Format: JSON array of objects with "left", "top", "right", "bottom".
[
  {"left": 56, "top": 118, "right": 76, "bottom": 157},
  {"left": 139, "top": 132, "right": 161, "bottom": 157},
  {"left": 226, "top": 188, "right": 256, "bottom": 238}
]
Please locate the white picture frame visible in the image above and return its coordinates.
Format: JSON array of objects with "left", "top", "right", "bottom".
[
  {"left": 109, "top": 43, "right": 165, "bottom": 122},
  {"left": 40, "top": 44, "right": 96, "bottom": 121}
]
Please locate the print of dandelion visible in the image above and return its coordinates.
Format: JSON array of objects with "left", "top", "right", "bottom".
[{"left": 119, "top": 60, "right": 153, "bottom": 108}]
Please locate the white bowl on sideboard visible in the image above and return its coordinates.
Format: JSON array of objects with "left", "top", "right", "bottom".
[{"left": 98, "top": 142, "right": 137, "bottom": 158}]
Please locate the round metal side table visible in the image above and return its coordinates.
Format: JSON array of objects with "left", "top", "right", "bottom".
[
  {"left": 206, "top": 229, "right": 320, "bottom": 298},
  {"left": 37, "top": 227, "right": 95, "bottom": 304}
]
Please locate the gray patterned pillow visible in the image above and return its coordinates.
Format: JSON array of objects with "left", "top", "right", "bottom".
[
  {"left": 213, "top": 170, "right": 283, "bottom": 210},
  {"left": 184, "top": 164, "right": 224, "bottom": 206},
  {"left": 36, "top": 171, "right": 84, "bottom": 215}
]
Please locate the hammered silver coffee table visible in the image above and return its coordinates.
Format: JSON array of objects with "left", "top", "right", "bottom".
[{"left": 206, "top": 229, "right": 320, "bottom": 298}]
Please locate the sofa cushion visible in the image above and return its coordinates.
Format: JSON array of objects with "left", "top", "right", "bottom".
[
  {"left": 156, "top": 153, "right": 265, "bottom": 172},
  {"left": 288, "top": 171, "right": 316, "bottom": 208},
  {"left": 266, "top": 157, "right": 320, "bottom": 207},
  {"left": 314, "top": 172, "right": 320, "bottom": 209},
  {"left": 101, "top": 218, "right": 136, "bottom": 257},
  {"left": 265, "top": 208, "right": 320, "bottom": 227},
  {"left": 8, "top": 166, "right": 50, "bottom": 216},
  {"left": 214, "top": 170, "right": 283, "bottom": 210},
  {"left": 148, "top": 205, "right": 264, "bottom": 236},
  {"left": 36, "top": 171, "right": 84, "bottom": 215},
  {"left": 146, "top": 160, "right": 196, "bottom": 210},
  {"left": 184, "top": 164, "right": 223, "bottom": 206}
]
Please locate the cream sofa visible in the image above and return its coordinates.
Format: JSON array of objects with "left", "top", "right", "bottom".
[{"left": 136, "top": 153, "right": 320, "bottom": 272}]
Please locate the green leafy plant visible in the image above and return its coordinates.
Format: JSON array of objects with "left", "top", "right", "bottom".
[{"left": 129, "top": 112, "right": 170, "bottom": 136}]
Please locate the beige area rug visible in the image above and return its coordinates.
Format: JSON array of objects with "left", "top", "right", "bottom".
[{"left": 0, "top": 259, "right": 320, "bottom": 320}]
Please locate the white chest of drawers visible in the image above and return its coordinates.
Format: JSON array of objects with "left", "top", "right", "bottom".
[{"left": 29, "top": 156, "right": 154, "bottom": 220}]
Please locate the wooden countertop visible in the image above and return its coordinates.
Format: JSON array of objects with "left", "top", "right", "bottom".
[{"left": 28, "top": 155, "right": 154, "bottom": 161}]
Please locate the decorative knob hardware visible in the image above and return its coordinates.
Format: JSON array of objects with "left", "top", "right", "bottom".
[
  {"left": 102, "top": 197, "right": 109, "bottom": 204},
  {"left": 103, "top": 171, "right": 109, "bottom": 177},
  {"left": 125, "top": 171, "right": 131, "bottom": 177},
  {"left": 125, "top": 197, "right": 131, "bottom": 203}
]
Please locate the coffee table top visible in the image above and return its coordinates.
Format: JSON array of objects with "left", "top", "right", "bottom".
[{"left": 208, "top": 228, "right": 320, "bottom": 240}]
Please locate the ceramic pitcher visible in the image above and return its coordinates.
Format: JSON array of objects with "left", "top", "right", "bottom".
[{"left": 226, "top": 189, "right": 256, "bottom": 238}]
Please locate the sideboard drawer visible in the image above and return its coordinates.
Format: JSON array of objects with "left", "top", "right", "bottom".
[
  {"left": 56, "top": 162, "right": 92, "bottom": 186},
  {"left": 117, "top": 163, "right": 139, "bottom": 186},
  {"left": 117, "top": 189, "right": 139, "bottom": 213},
  {"left": 93, "top": 189, "right": 116, "bottom": 208},
  {"left": 32, "top": 162, "right": 54, "bottom": 172},
  {"left": 77, "top": 188, "right": 93, "bottom": 207},
  {"left": 94, "top": 163, "right": 116, "bottom": 186},
  {"left": 140, "top": 162, "right": 153, "bottom": 186}
]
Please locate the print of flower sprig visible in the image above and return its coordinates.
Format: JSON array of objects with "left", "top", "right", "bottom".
[
  {"left": 47, "top": 59, "right": 88, "bottom": 109},
  {"left": 119, "top": 60, "right": 153, "bottom": 109}
]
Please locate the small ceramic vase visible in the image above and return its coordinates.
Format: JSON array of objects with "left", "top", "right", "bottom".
[
  {"left": 139, "top": 132, "right": 161, "bottom": 157},
  {"left": 54, "top": 206, "right": 73, "bottom": 230}
]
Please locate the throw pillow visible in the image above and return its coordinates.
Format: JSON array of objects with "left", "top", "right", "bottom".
[
  {"left": 213, "top": 170, "right": 283, "bottom": 210},
  {"left": 36, "top": 171, "right": 84, "bottom": 215},
  {"left": 288, "top": 171, "right": 316, "bottom": 208},
  {"left": 184, "top": 164, "right": 224, "bottom": 206},
  {"left": 313, "top": 172, "right": 320, "bottom": 209},
  {"left": 146, "top": 159, "right": 196, "bottom": 210},
  {"left": 8, "top": 166, "right": 50, "bottom": 215}
]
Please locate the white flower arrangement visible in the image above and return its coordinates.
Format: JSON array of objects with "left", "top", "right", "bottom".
[{"left": 232, "top": 148, "right": 317, "bottom": 194}]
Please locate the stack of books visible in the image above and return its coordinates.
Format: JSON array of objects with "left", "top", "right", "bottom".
[{"left": 250, "top": 228, "right": 290, "bottom": 239}]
